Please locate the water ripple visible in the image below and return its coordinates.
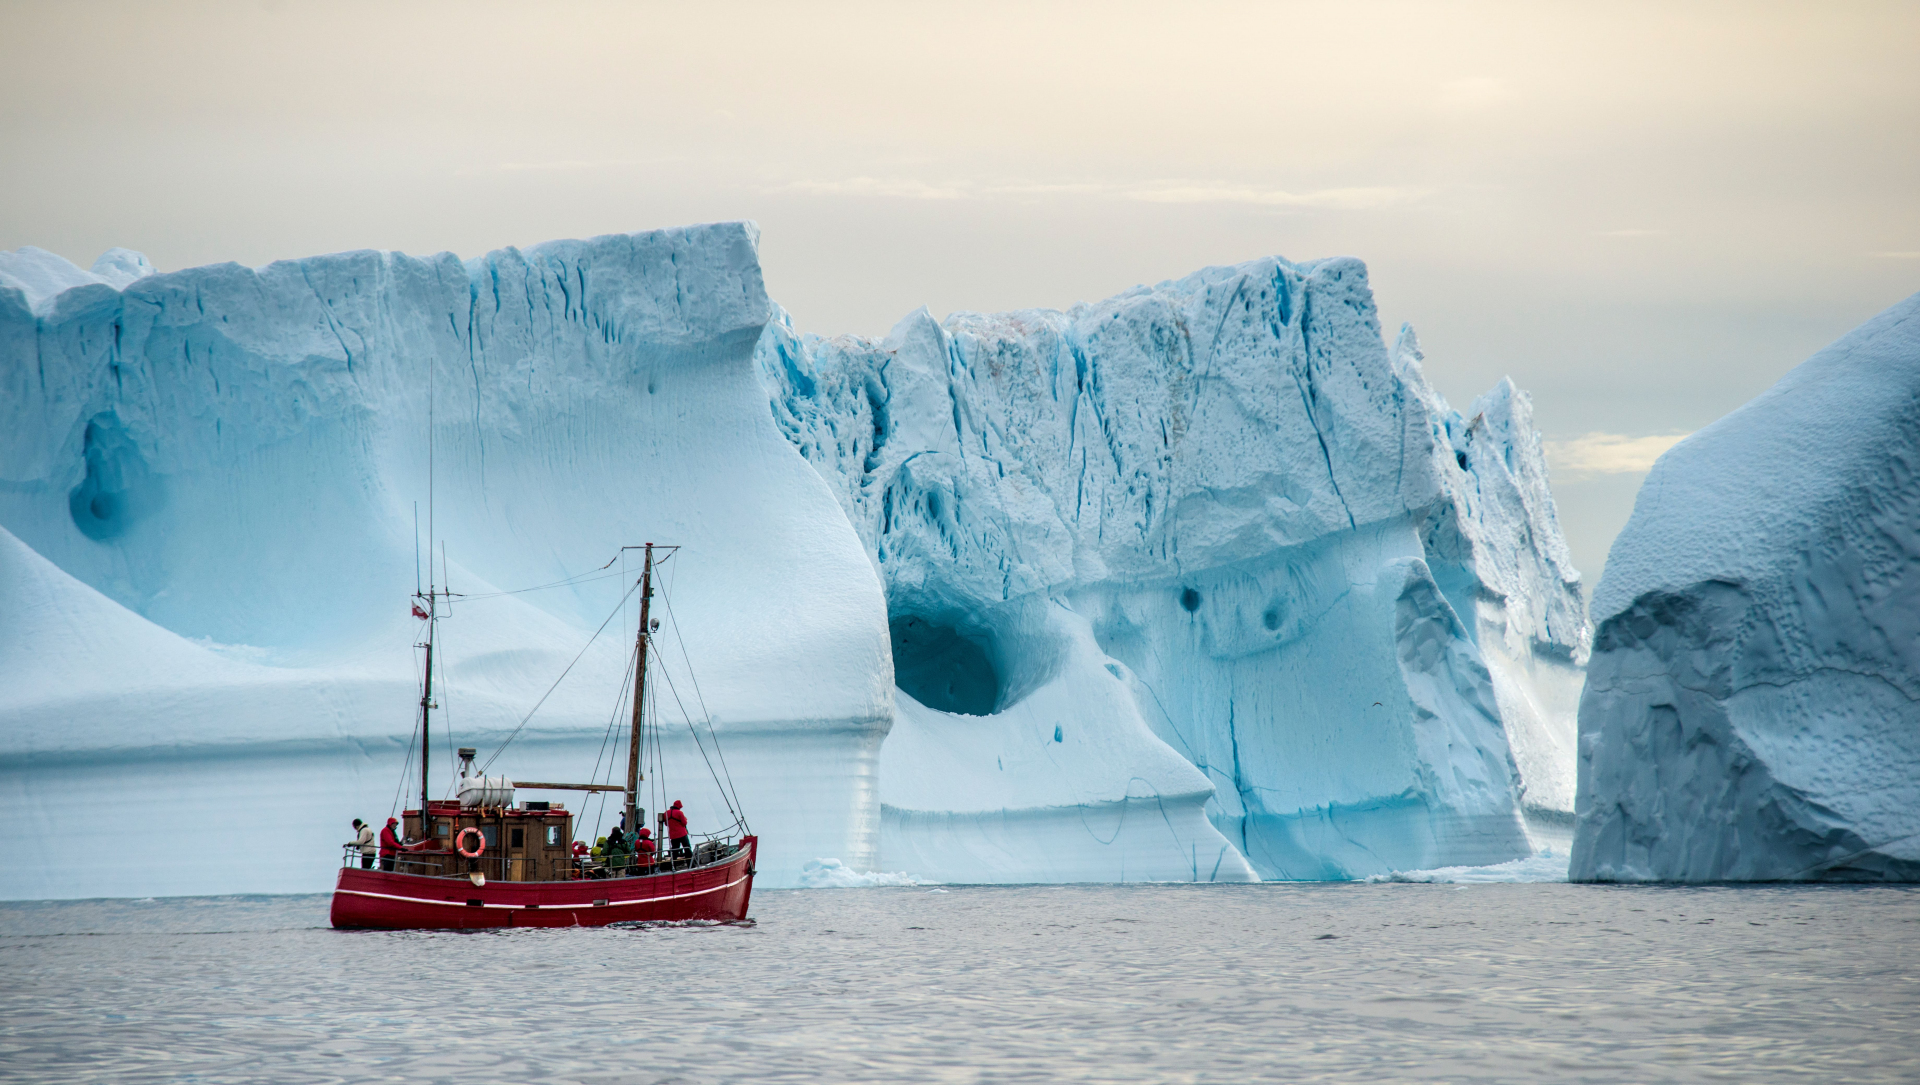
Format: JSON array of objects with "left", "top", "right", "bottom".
[{"left": 2, "top": 883, "right": 1916, "bottom": 1083}]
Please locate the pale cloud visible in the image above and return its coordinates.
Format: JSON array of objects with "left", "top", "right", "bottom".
[
  {"left": 1544, "top": 432, "right": 1690, "bottom": 478},
  {"left": 779, "top": 177, "right": 1424, "bottom": 209},
  {"left": 1596, "top": 228, "right": 1665, "bottom": 237},
  {"left": 490, "top": 159, "right": 605, "bottom": 173},
  {"left": 783, "top": 177, "right": 969, "bottom": 200},
  {"left": 1124, "top": 184, "right": 1425, "bottom": 210},
  {"left": 1868, "top": 251, "right": 1920, "bottom": 259}
]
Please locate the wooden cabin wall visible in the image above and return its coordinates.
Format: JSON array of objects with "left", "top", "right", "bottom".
[{"left": 403, "top": 807, "right": 575, "bottom": 881}]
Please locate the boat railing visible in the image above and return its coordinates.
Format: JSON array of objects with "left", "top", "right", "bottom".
[{"left": 340, "top": 836, "right": 748, "bottom": 881}]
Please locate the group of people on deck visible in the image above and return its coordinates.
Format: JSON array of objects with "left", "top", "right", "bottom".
[
  {"left": 589, "top": 800, "right": 693, "bottom": 877},
  {"left": 347, "top": 817, "right": 416, "bottom": 872},
  {"left": 348, "top": 799, "right": 696, "bottom": 877}
]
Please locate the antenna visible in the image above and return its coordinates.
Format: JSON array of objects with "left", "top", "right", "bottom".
[
  {"left": 427, "top": 351, "right": 434, "bottom": 593},
  {"left": 413, "top": 502, "right": 422, "bottom": 596}
]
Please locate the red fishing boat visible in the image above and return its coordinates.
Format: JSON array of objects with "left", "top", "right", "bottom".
[{"left": 331, "top": 543, "right": 757, "bottom": 929}]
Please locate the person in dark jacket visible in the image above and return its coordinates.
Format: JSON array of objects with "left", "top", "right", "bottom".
[
  {"left": 665, "top": 800, "right": 691, "bottom": 862},
  {"left": 606, "top": 826, "right": 631, "bottom": 876},
  {"left": 377, "top": 817, "right": 407, "bottom": 872}
]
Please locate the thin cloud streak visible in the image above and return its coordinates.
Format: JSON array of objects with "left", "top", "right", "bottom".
[
  {"left": 1126, "top": 185, "right": 1425, "bottom": 209},
  {"left": 1545, "top": 432, "right": 1691, "bottom": 479},
  {"left": 779, "top": 177, "right": 1426, "bottom": 209}
]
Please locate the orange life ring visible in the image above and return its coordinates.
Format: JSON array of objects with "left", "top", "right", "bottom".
[{"left": 456, "top": 827, "right": 485, "bottom": 858}]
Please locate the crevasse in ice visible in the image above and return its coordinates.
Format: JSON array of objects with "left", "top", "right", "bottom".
[
  {"left": 1570, "top": 293, "right": 1920, "bottom": 882},
  {"left": 0, "top": 228, "right": 1587, "bottom": 898},
  {"left": 757, "top": 255, "right": 1588, "bottom": 881}
]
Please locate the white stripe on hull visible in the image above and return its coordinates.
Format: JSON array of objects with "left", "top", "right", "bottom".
[{"left": 335, "top": 871, "right": 750, "bottom": 911}]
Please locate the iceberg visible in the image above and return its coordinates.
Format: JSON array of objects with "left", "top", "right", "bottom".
[
  {"left": 759, "top": 256, "right": 1587, "bottom": 881},
  {"left": 1570, "top": 293, "right": 1920, "bottom": 882},
  {"left": 0, "top": 226, "right": 892, "bottom": 898},
  {"left": 1, "top": 228, "right": 1587, "bottom": 898}
]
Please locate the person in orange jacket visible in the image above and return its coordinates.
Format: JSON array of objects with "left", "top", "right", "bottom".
[
  {"left": 665, "top": 800, "right": 691, "bottom": 862},
  {"left": 635, "top": 827, "right": 657, "bottom": 870}
]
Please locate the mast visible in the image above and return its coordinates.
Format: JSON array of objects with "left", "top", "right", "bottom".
[
  {"left": 625, "top": 543, "right": 655, "bottom": 835},
  {"left": 419, "top": 596, "right": 434, "bottom": 829}
]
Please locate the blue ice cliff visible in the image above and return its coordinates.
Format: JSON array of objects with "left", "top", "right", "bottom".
[
  {"left": 1, "top": 227, "right": 1584, "bottom": 898},
  {"left": 1571, "top": 293, "right": 1920, "bottom": 882},
  {"left": 758, "top": 256, "right": 1587, "bottom": 881}
]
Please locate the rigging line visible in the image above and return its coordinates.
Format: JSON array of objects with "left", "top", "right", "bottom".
[
  {"left": 427, "top": 349, "right": 434, "bottom": 594},
  {"left": 389, "top": 716, "right": 418, "bottom": 824},
  {"left": 651, "top": 649, "right": 740, "bottom": 825},
  {"left": 390, "top": 635, "right": 429, "bottom": 819},
  {"left": 435, "top": 622, "right": 458, "bottom": 799},
  {"left": 456, "top": 567, "right": 628, "bottom": 602},
  {"left": 663, "top": 586, "right": 739, "bottom": 813},
  {"left": 658, "top": 580, "right": 745, "bottom": 819},
  {"left": 588, "top": 647, "right": 637, "bottom": 788},
  {"left": 583, "top": 648, "right": 635, "bottom": 845},
  {"left": 479, "top": 575, "right": 644, "bottom": 773},
  {"left": 648, "top": 661, "right": 664, "bottom": 826}
]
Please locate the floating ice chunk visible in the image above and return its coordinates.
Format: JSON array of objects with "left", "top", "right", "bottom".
[
  {"left": 1368, "top": 850, "right": 1570, "bottom": 883},
  {"left": 797, "top": 858, "right": 926, "bottom": 888},
  {"left": 1572, "top": 292, "right": 1920, "bottom": 882}
]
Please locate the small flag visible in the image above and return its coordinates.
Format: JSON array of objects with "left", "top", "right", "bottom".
[{"left": 412, "top": 602, "right": 430, "bottom": 620}]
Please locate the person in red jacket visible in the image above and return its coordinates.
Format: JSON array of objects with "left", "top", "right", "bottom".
[
  {"left": 377, "top": 817, "right": 408, "bottom": 872},
  {"left": 634, "top": 827, "right": 657, "bottom": 871},
  {"left": 665, "top": 800, "right": 692, "bottom": 863}
]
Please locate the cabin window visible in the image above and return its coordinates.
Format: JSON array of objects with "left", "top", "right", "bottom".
[
  {"left": 435, "top": 822, "right": 449, "bottom": 837},
  {"left": 545, "top": 825, "right": 562, "bottom": 846},
  {"left": 510, "top": 828, "right": 525, "bottom": 848},
  {"left": 481, "top": 826, "right": 498, "bottom": 848}
]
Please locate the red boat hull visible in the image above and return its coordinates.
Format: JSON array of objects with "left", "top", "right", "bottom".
[{"left": 330, "top": 836, "right": 757, "bottom": 929}]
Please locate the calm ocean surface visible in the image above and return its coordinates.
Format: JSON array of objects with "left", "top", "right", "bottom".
[{"left": 1, "top": 883, "right": 1915, "bottom": 1084}]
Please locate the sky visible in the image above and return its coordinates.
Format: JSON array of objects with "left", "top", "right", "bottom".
[{"left": 3, "top": 0, "right": 1915, "bottom": 587}]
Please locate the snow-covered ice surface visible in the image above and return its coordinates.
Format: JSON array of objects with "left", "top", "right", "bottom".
[
  {"left": 1571, "top": 293, "right": 1920, "bottom": 882},
  {"left": 0, "top": 225, "right": 892, "bottom": 897},
  {"left": 3, "top": 229, "right": 1587, "bottom": 898},
  {"left": 760, "top": 256, "right": 1587, "bottom": 883}
]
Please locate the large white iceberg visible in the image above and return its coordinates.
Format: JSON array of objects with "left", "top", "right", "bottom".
[
  {"left": 1570, "top": 293, "right": 1920, "bottom": 882},
  {"left": 1, "top": 228, "right": 1587, "bottom": 898},
  {"left": 0, "top": 226, "right": 892, "bottom": 898},
  {"left": 759, "top": 256, "right": 1587, "bottom": 881}
]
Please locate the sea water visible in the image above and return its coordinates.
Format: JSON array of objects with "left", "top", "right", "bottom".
[{"left": 1, "top": 884, "right": 1915, "bottom": 1084}]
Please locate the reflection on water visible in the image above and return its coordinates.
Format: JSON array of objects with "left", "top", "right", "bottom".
[{"left": 3, "top": 883, "right": 1916, "bottom": 1084}]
